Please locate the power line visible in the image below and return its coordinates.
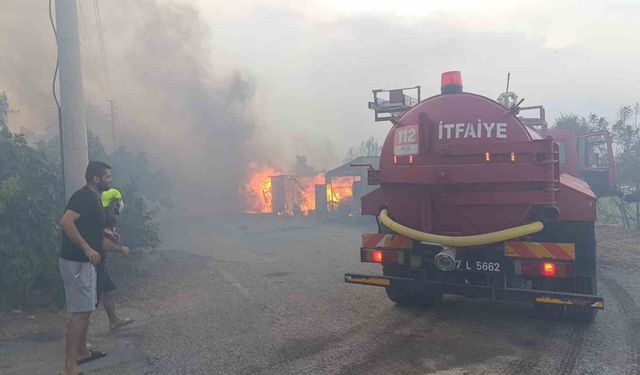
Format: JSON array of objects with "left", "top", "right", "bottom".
[
  {"left": 77, "top": 0, "right": 108, "bottom": 97},
  {"left": 49, "top": 0, "right": 65, "bottom": 198},
  {"left": 93, "top": 0, "right": 111, "bottom": 97}
]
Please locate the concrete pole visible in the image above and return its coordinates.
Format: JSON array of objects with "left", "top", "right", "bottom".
[{"left": 55, "top": 0, "right": 89, "bottom": 201}]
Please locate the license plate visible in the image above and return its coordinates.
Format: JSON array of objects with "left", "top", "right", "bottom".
[{"left": 457, "top": 260, "right": 502, "bottom": 273}]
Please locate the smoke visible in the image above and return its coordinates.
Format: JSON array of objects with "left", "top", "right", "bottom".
[
  {"left": 0, "top": 0, "right": 271, "bottom": 216},
  {"left": 3, "top": 0, "right": 640, "bottom": 217},
  {"left": 100, "top": 1, "right": 263, "bottom": 215},
  {"left": 0, "top": 0, "right": 57, "bottom": 135}
]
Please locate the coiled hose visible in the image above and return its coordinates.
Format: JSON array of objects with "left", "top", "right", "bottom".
[{"left": 379, "top": 208, "right": 543, "bottom": 247}]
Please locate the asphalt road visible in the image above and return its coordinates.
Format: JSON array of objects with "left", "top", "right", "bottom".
[{"left": 1, "top": 215, "right": 639, "bottom": 374}]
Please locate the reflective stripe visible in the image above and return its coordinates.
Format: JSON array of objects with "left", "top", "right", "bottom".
[
  {"left": 505, "top": 241, "right": 575, "bottom": 260},
  {"left": 362, "top": 233, "right": 413, "bottom": 249}
]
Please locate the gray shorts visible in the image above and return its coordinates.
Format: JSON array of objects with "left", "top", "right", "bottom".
[{"left": 59, "top": 258, "right": 97, "bottom": 313}]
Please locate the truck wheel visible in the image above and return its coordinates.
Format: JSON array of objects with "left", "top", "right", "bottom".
[
  {"left": 383, "top": 265, "right": 442, "bottom": 308},
  {"left": 534, "top": 301, "right": 564, "bottom": 319},
  {"left": 566, "top": 276, "right": 597, "bottom": 324},
  {"left": 385, "top": 284, "right": 413, "bottom": 305},
  {"left": 533, "top": 278, "right": 565, "bottom": 319},
  {"left": 383, "top": 265, "right": 412, "bottom": 305},
  {"left": 411, "top": 290, "right": 443, "bottom": 308},
  {"left": 385, "top": 286, "right": 442, "bottom": 307}
]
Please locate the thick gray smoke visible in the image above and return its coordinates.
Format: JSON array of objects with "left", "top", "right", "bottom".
[
  {"left": 102, "top": 1, "right": 260, "bottom": 215},
  {"left": 0, "top": 0, "right": 266, "bottom": 216}
]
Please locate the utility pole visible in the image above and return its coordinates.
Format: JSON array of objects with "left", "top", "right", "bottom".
[
  {"left": 108, "top": 99, "right": 116, "bottom": 150},
  {"left": 55, "top": 0, "right": 89, "bottom": 201}
]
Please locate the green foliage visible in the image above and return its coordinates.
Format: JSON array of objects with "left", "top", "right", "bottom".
[
  {"left": 553, "top": 113, "right": 609, "bottom": 135},
  {"left": 110, "top": 146, "right": 173, "bottom": 208},
  {"left": 611, "top": 105, "right": 640, "bottom": 191},
  {"left": 117, "top": 186, "right": 161, "bottom": 249},
  {"left": 557, "top": 103, "right": 640, "bottom": 229},
  {"left": 0, "top": 107, "right": 65, "bottom": 307},
  {"left": 0, "top": 92, "right": 9, "bottom": 137},
  {"left": 0, "top": 93, "right": 168, "bottom": 309},
  {"left": 85, "top": 136, "right": 166, "bottom": 250}
]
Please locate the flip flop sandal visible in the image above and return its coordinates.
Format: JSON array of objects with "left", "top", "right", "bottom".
[
  {"left": 77, "top": 349, "right": 107, "bottom": 365},
  {"left": 110, "top": 317, "right": 135, "bottom": 330}
]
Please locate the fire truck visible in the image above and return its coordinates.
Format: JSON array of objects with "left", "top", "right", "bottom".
[{"left": 345, "top": 72, "right": 616, "bottom": 322}]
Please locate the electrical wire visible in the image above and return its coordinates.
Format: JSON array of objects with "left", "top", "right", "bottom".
[
  {"left": 78, "top": 0, "right": 108, "bottom": 97},
  {"left": 49, "top": 0, "right": 65, "bottom": 198},
  {"left": 93, "top": 0, "right": 111, "bottom": 97},
  {"left": 49, "top": 0, "right": 60, "bottom": 111}
]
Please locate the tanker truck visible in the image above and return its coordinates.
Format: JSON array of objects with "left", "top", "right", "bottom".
[{"left": 345, "top": 72, "right": 615, "bottom": 323}]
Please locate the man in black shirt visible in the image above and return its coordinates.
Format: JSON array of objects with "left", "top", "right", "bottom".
[{"left": 59, "top": 161, "right": 111, "bottom": 375}]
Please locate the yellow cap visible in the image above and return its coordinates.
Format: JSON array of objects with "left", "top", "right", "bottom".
[{"left": 101, "top": 188, "right": 122, "bottom": 208}]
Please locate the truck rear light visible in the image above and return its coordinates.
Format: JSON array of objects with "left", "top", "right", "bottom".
[
  {"left": 516, "top": 260, "right": 571, "bottom": 278},
  {"left": 361, "top": 249, "right": 405, "bottom": 265},
  {"left": 542, "top": 262, "right": 556, "bottom": 277},
  {"left": 485, "top": 152, "right": 491, "bottom": 162},
  {"left": 409, "top": 155, "right": 414, "bottom": 164},
  {"left": 393, "top": 155, "right": 398, "bottom": 164},
  {"left": 511, "top": 152, "right": 517, "bottom": 162}
]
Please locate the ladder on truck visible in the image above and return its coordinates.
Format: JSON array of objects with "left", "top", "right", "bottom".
[{"left": 368, "top": 86, "right": 420, "bottom": 123}]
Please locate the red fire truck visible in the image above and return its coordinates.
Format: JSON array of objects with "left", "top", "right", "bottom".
[{"left": 345, "top": 72, "right": 615, "bottom": 322}]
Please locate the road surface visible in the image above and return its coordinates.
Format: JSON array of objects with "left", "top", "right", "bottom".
[{"left": 1, "top": 215, "right": 638, "bottom": 374}]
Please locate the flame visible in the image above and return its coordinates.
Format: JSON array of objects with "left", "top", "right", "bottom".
[
  {"left": 242, "top": 163, "right": 357, "bottom": 216},
  {"left": 326, "top": 176, "right": 355, "bottom": 211},
  {"left": 297, "top": 173, "right": 325, "bottom": 214},
  {"left": 241, "top": 162, "right": 283, "bottom": 214}
]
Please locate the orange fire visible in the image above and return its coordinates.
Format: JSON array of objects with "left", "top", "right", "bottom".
[
  {"left": 297, "top": 173, "right": 325, "bottom": 214},
  {"left": 242, "top": 163, "right": 357, "bottom": 216},
  {"left": 327, "top": 176, "right": 356, "bottom": 211},
  {"left": 242, "top": 162, "right": 283, "bottom": 214}
]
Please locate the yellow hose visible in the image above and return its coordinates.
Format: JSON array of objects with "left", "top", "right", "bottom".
[{"left": 379, "top": 209, "right": 544, "bottom": 247}]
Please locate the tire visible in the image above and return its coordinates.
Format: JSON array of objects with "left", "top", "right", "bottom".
[
  {"left": 385, "top": 284, "right": 413, "bottom": 305},
  {"left": 534, "top": 300, "right": 565, "bottom": 319},
  {"left": 533, "top": 278, "right": 566, "bottom": 320},
  {"left": 383, "top": 265, "right": 442, "bottom": 308},
  {"left": 566, "top": 276, "right": 598, "bottom": 324}
]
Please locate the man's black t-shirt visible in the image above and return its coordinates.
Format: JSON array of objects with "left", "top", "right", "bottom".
[{"left": 60, "top": 186, "right": 105, "bottom": 262}]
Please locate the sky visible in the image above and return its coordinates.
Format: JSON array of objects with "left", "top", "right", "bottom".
[
  {"left": 1, "top": 0, "right": 639, "bottom": 209},
  {"left": 188, "top": 0, "right": 640, "bottom": 166}
]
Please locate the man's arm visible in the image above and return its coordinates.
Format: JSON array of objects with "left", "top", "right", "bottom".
[
  {"left": 103, "top": 228, "right": 121, "bottom": 242},
  {"left": 103, "top": 237, "right": 130, "bottom": 255},
  {"left": 60, "top": 210, "right": 101, "bottom": 264}
]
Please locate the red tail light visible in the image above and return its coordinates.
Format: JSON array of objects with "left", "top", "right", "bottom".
[
  {"left": 517, "top": 260, "right": 571, "bottom": 278},
  {"left": 543, "top": 262, "right": 556, "bottom": 277},
  {"left": 361, "top": 249, "right": 405, "bottom": 265}
]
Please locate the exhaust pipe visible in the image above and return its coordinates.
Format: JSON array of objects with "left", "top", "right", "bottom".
[{"left": 434, "top": 247, "right": 457, "bottom": 272}]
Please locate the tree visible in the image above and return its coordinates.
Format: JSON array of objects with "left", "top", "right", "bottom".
[
  {"left": 553, "top": 113, "right": 609, "bottom": 135},
  {"left": 0, "top": 92, "right": 167, "bottom": 308},
  {"left": 558, "top": 104, "right": 640, "bottom": 229},
  {"left": 609, "top": 103, "right": 640, "bottom": 229},
  {"left": 0, "top": 95, "right": 65, "bottom": 307},
  {"left": 344, "top": 136, "right": 382, "bottom": 163}
]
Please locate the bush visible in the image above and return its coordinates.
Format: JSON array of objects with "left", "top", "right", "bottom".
[
  {"left": 0, "top": 127, "right": 65, "bottom": 307},
  {"left": 0, "top": 93, "right": 166, "bottom": 309}
]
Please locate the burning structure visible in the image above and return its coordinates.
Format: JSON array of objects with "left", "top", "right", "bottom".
[
  {"left": 317, "top": 156, "right": 380, "bottom": 217},
  {"left": 242, "top": 156, "right": 380, "bottom": 217}
]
